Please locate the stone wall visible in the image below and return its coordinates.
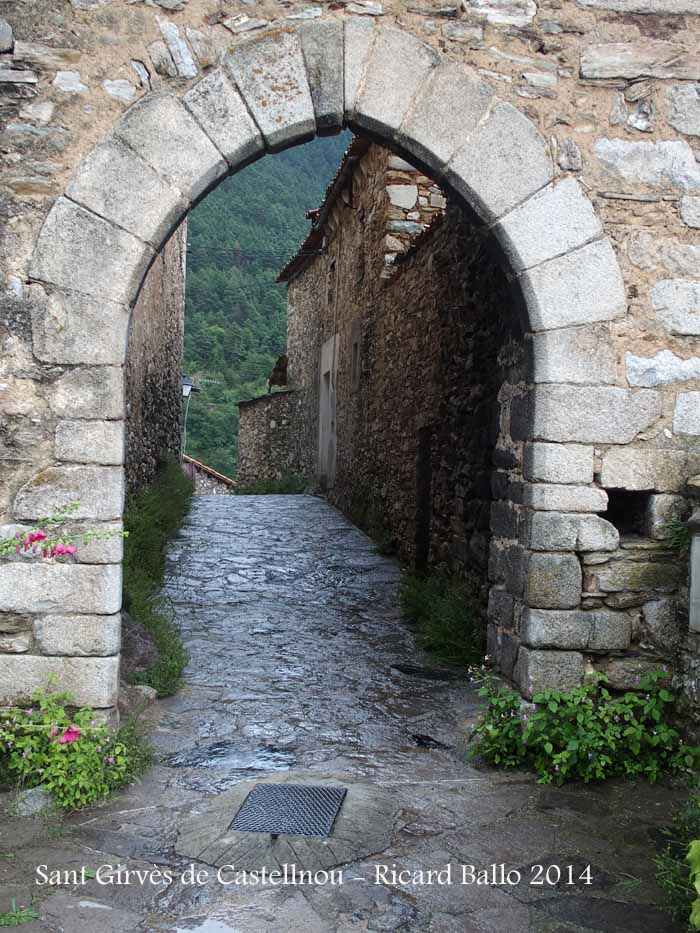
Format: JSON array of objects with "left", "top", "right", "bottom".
[
  {"left": 182, "top": 455, "right": 235, "bottom": 494},
  {"left": 278, "top": 141, "right": 526, "bottom": 608},
  {"left": 125, "top": 221, "right": 186, "bottom": 495},
  {"left": 237, "top": 390, "right": 308, "bottom": 485},
  {"left": 277, "top": 135, "right": 700, "bottom": 712},
  {"left": 2, "top": 3, "right": 700, "bottom": 715}
]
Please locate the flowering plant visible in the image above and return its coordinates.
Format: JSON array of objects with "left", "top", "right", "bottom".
[
  {"left": 0, "top": 502, "right": 126, "bottom": 560},
  {"left": 0, "top": 683, "right": 129, "bottom": 809}
]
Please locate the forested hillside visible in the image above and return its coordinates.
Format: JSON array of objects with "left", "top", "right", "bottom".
[{"left": 183, "top": 132, "right": 351, "bottom": 476}]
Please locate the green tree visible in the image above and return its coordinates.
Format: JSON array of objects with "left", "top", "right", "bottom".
[{"left": 183, "top": 133, "right": 351, "bottom": 476}]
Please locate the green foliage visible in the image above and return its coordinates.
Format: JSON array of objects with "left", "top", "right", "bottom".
[
  {"left": 0, "top": 686, "right": 136, "bottom": 810},
  {"left": 184, "top": 133, "right": 351, "bottom": 476},
  {"left": 688, "top": 840, "right": 700, "bottom": 930},
  {"left": 234, "top": 473, "right": 308, "bottom": 495},
  {"left": 0, "top": 901, "right": 39, "bottom": 926},
  {"left": 471, "top": 672, "right": 700, "bottom": 786},
  {"left": 664, "top": 517, "right": 692, "bottom": 557},
  {"left": 656, "top": 789, "right": 700, "bottom": 926},
  {"left": 123, "top": 462, "right": 192, "bottom": 697},
  {"left": 467, "top": 676, "right": 524, "bottom": 768},
  {"left": 0, "top": 502, "right": 125, "bottom": 560},
  {"left": 400, "top": 572, "right": 486, "bottom": 666}
]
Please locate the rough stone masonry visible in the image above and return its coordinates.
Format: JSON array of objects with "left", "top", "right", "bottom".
[{"left": 1, "top": 0, "right": 700, "bottom": 723}]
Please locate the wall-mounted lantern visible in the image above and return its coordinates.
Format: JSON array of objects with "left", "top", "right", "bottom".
[{"left": 181, "top": 374, "right": 199, "bottom": 461}]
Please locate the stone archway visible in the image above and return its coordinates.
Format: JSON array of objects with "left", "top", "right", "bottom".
[{"left": 2, "top": 21, "right": 639, "bottom": 713}]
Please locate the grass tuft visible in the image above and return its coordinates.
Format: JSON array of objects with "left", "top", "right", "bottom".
[
  {"left": 122, "top": 461, "right": 193, "bottom": 697},
  {"left": 0, "top": 901, "right": 39, "bottom": 927},
  {"left": 400, "top": 572, "right": 486, "bottom": 666},
  {"left": 656, "top": 786, "right": 700, "bottom": 925},
  {"left": 663, "top": 517, "right": 692, "bottom": 557},
  {"left": 234, "top": 473, "right": 308, "bottom": 495}
]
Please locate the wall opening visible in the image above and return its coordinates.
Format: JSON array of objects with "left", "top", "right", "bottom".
[{"left": 605, "top": 489, "right": 650, "bottom": 537}]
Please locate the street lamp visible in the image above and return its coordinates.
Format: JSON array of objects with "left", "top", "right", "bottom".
[{"left": 181, "top": 375, "right": 198, "bottom": 461}]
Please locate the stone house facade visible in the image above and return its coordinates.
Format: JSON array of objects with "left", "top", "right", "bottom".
[{"left": 2, "top": 5, "right": 700, "bottom": 717}]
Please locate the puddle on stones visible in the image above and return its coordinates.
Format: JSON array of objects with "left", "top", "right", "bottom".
[
  {"left": 174, "top": 921, "right": 238, "bottom": 933},
  {"left": 165, "top": 741, "right": 296, "bottom": 772},
  {"left": 391, "top": 663, "right": 462, "bottom": 681}
]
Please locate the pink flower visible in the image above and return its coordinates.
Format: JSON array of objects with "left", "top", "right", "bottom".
[
  {"left": 58, "top": 725, "right": 81, "bottom": 745},
  {"left": 32, "top": 531, "right": 47, "bottom": 542},
  {"left": 52, "top": 544, "right": 77, "bottom": 557},
  {"left": 50, "top": 726, "right": 59, "bottom": 740}
]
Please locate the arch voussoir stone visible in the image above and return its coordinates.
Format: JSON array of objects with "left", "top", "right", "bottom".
[
  {"left": 343, "top": 17, "right": 376, "bottom": 124},
  {"left": 445, "top": 102, "right": 553, "bottom": 224},
  {"left": 352, "top": 27, "right": 439, "bottom": 142},
  {"left": 65, "top": 137, "right": 187, "bottom": 250},
  {"left": 224, "top": 29, "right": 316, "bottom": 152},
  {"left": 298, "top": 19, "right": 344, "bottom": 133},
  {"left": 521, "top": 237, "right": 627, "bottom": 332},
  {"left": 183, "top": 69, "right": 264, "bottom": 171},
  {"left": 396, "top": 61, "right": 494, "bottom": 174},
  {"left": 114, "top": 93, "right": 228, "bottom": 205},
  {"left": 494, "top": 177, "right": 603, "bottom": 273},
  {"left": 29, "top": 198, "right": 153, "bottom": 307}
]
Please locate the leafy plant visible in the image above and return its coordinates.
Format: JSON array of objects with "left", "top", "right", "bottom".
[
  {"left": 664, "top": 517, "right": 692, "bottom": 557},
  {"left": 122, "top": 461, "right": 192, "bottom": 697},
  {"left": 400, "top": 572, "right": 486, "bottom": 666},
  {"left": 470, "top": 672, "right": 700, "bottom": 786},
  {"left": 234, "top": 473, "right": 308, "bottom": 495},
  {"left": 0, "top": 685, "right": 146, "bottom": 810},
  {"left": 656, "top": 790, "right": 700, "bottom": 926},
  {"left": 468, "top": 675, "right": 524, "bottom": 768},
  {"left": 688, "top": 840, "right": 700, "bottom": 930},
  {"left": 0, "top": 900, "right": 39, "bottom": 927}
]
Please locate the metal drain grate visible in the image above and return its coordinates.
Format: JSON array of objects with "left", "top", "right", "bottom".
[{"left": 229, "top": 784, "right": 347, "bottom": 837}]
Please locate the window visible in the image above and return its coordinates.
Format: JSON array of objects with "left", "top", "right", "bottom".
[{"left": 605, "top": 489, "right": 649, "bottom": 536}]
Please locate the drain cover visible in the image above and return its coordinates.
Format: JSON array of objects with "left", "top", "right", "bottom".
[{"left": 229, "top": 784, "right": 347, "bottom": 838}]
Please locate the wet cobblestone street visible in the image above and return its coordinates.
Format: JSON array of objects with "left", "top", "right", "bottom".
[{"left": 0, "top": 496, "right": 687, "bottom": 932}]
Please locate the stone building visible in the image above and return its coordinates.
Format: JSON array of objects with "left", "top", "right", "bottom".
[
  {"left": 125, "top": 221, "right": 187, "bottom": 495},
  {"left": 243, "top": 134, "right": 700, "bottom": 710},
  {"left": 182, "top": 454, "right": 236, "bottom": 494},
  {"left": 2, "top": 4, "right": 700, "bottom": 718}
]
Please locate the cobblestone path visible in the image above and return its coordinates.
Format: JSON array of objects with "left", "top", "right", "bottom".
[{"left": 1, "top": 496, "right": 685, "bottom": 932}]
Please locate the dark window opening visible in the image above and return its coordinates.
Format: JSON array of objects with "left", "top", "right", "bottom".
[{"left": 605, "top": 489, "right": 650, "bottom": 536}]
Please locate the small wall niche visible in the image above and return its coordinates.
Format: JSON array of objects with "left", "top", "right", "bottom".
[{"left": 605, "top": 489, "right": 650, "bottom": 536}]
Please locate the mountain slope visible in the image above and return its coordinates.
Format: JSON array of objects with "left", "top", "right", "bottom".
[{"left": 183, "top": 132, "right": 351, "bottom": 476}]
